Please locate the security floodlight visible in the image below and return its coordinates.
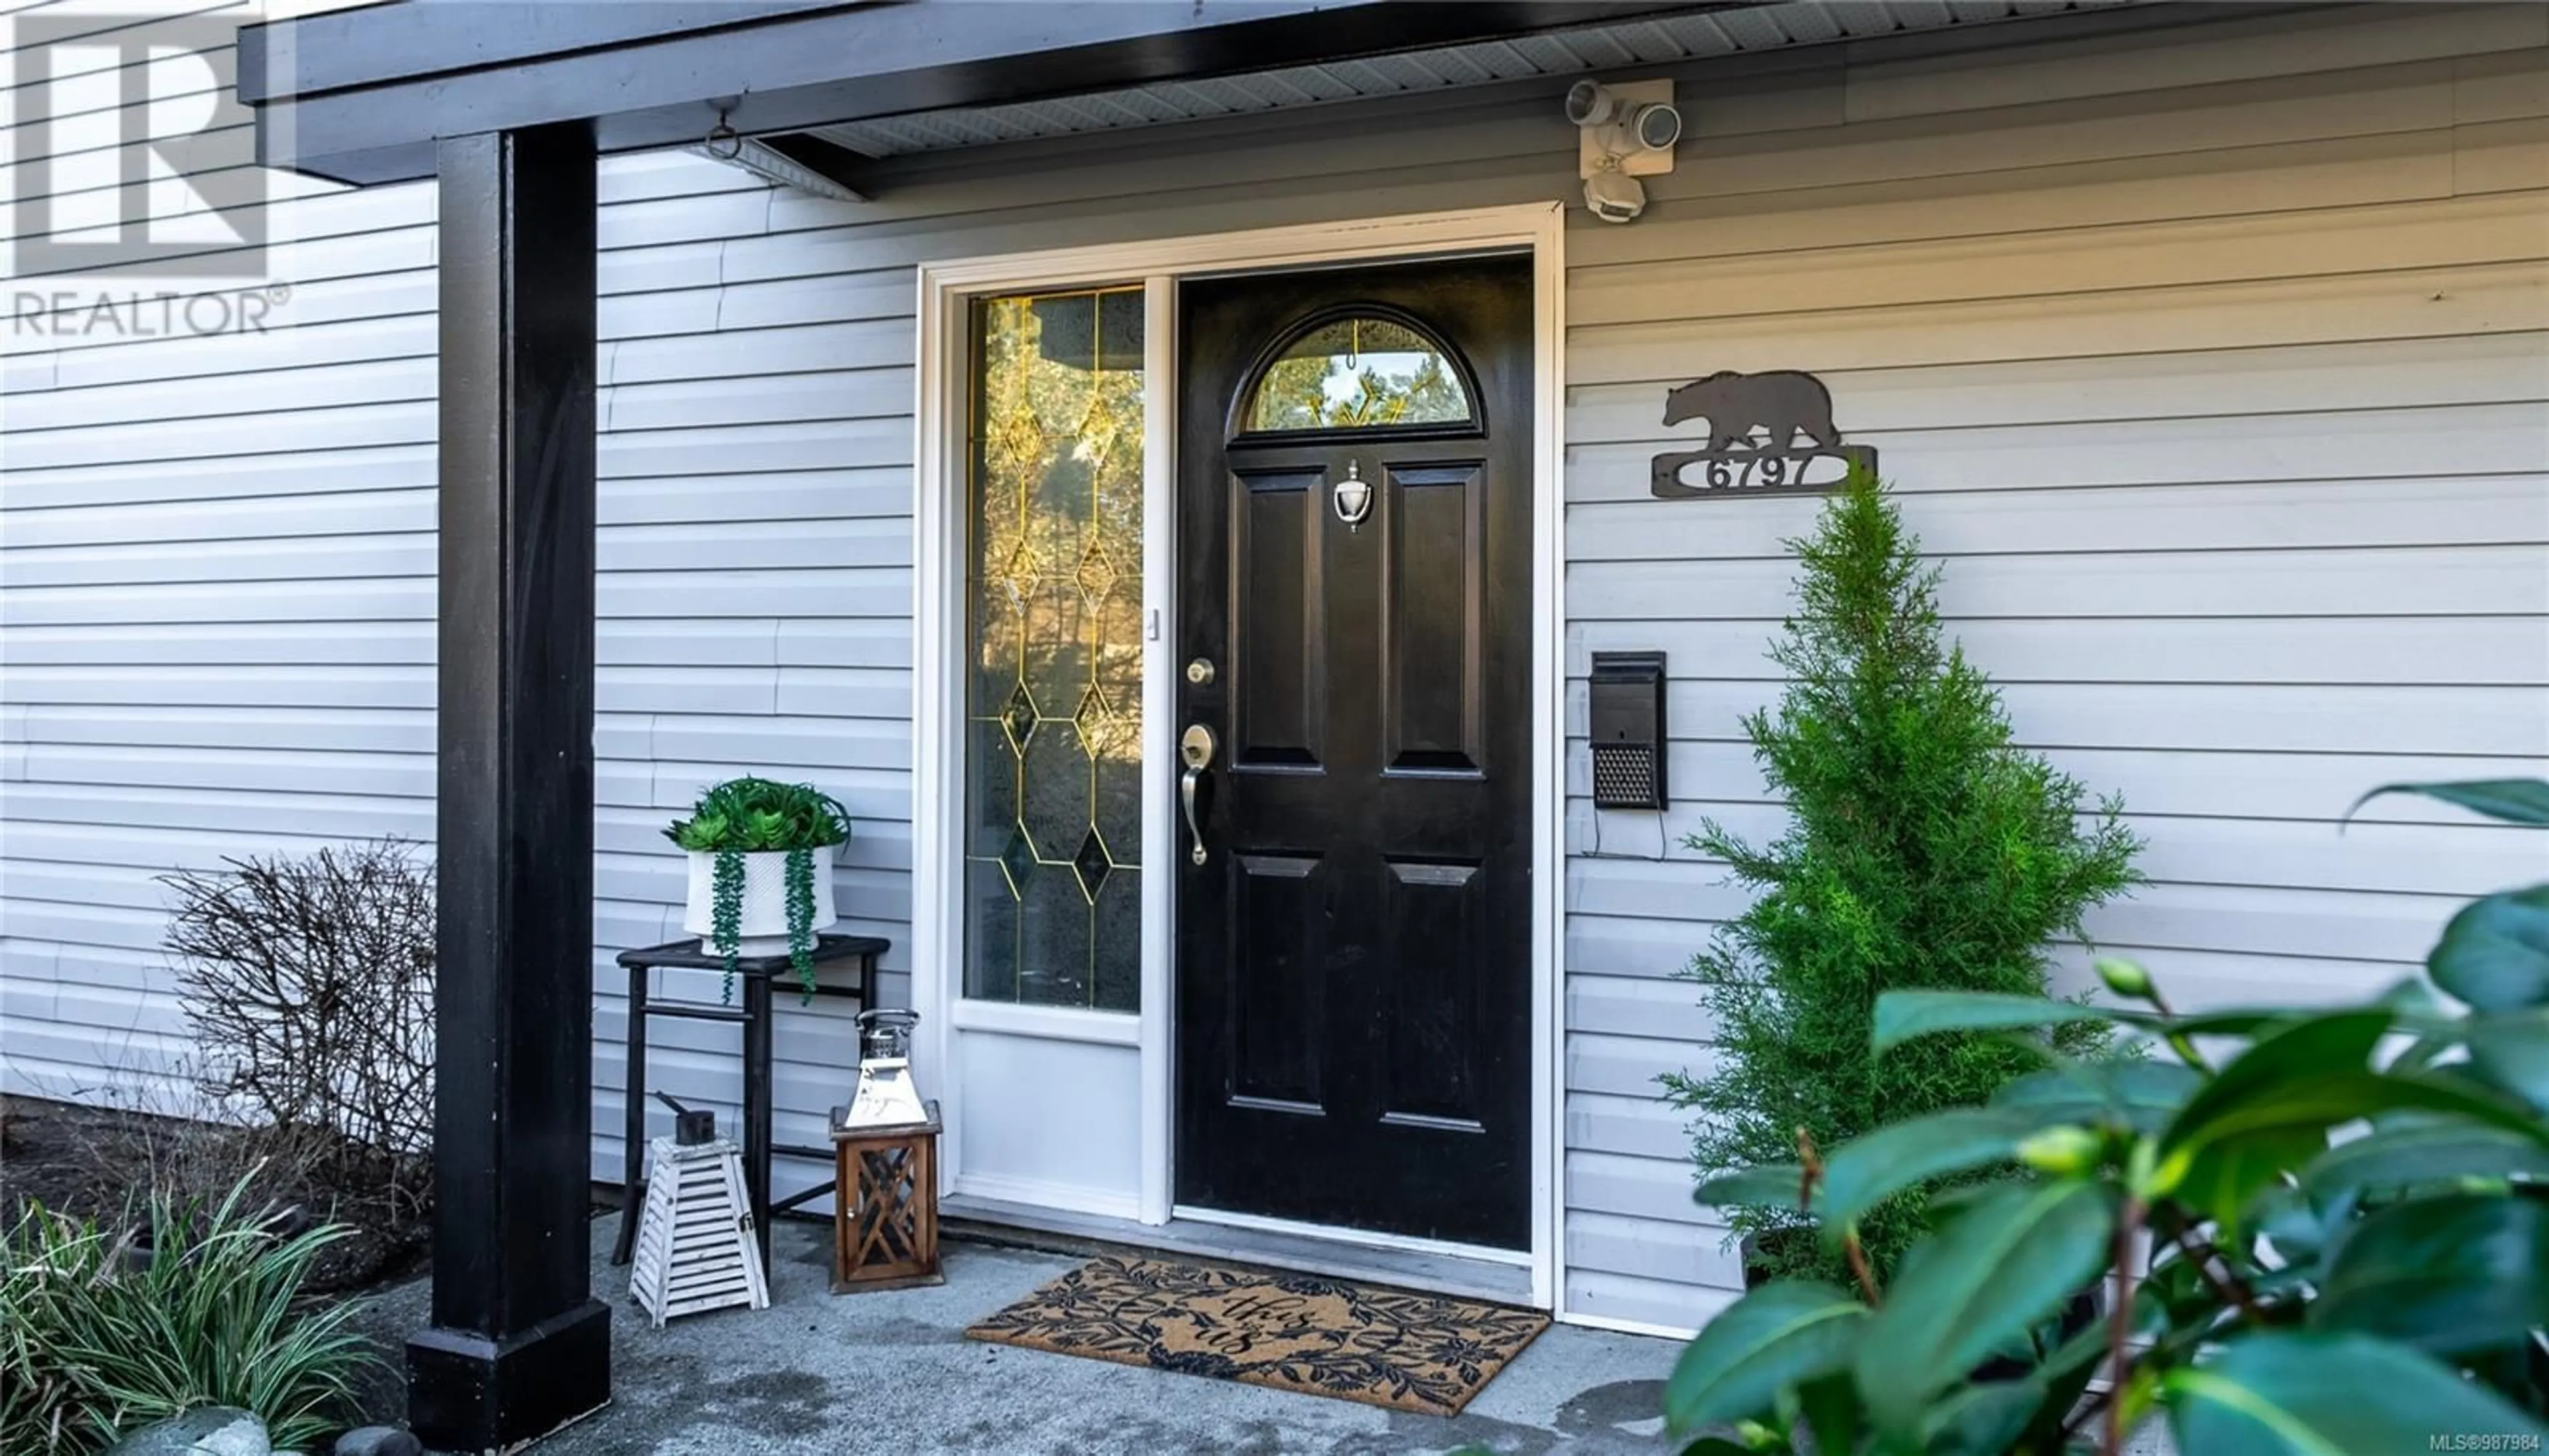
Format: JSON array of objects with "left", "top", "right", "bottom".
[
  {"left": 1567, "top": 79, "right": 1682, "bottom": 154},
  {"left": 1565, "top": 79, "right": 1620, "bottom": 127},
  {"left": 1583, "top": 163, "right": 1646, "bottom": 224},
  {"left": 1569, "top": 78, "right": 1681, "bottom": 225}
]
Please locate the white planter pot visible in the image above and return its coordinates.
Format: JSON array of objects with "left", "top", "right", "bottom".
[{"left": 682, "top": 846, "right": 837, "bottom": 959}]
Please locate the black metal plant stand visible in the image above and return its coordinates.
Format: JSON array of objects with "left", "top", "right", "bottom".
[{"left": 610, "top": 934, "right": 889, "bottom": 1271}]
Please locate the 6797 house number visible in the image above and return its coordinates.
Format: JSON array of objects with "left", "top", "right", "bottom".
[{"left": 1646, "top": 367, "right": 1880, "bottom": 500}]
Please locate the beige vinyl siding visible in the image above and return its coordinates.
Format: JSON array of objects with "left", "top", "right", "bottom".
[{"left": 5, "top": 1, "right": 2545, "bottom": 1333}]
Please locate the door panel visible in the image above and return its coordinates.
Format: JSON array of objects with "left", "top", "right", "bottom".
[
  {"left": 1231, "top": 467, "right": 1325, "bottom": 770},
  {"left": 1229, "top": 851, "right": 1328, "bottom": 1110},
  {"left": 1379, "top": 858, "right": 1486, "bottom": 1128},
  {"left": 1382, "top": 462, "right": 1487, "bottom": 776},
  {"left": 1176, "top": 255, "right": 1533, "bottom": 1250}
]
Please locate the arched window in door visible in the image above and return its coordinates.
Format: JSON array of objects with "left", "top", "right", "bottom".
[{"left": 1239, "top": 311, "right": 1476, "bottom": 434}]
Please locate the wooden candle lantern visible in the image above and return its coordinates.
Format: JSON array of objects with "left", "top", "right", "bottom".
[{"left": 829, "top": 1102, "right": 942, "bottom": 1292}]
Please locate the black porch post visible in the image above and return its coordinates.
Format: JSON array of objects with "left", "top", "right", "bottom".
[{"left": 407, "top": 123, "right": 610, "bottom": 1453}]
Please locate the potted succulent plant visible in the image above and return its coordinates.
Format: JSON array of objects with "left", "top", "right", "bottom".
[{"left": 664, "top": 776, "right": 852, "bottom": 998}]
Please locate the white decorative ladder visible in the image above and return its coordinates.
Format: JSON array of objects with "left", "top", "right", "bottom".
[{"left": 628, "top": 1135, "right": 770, "bottom": 1327}]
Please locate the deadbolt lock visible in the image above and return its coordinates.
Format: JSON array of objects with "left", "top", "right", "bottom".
[{"left": 1185, "top": 657, "right": 1216, "bottom": 686}]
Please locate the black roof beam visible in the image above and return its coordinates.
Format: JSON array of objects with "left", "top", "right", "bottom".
[{"left": 238, "top": 1, "right": 1726, "bottom": 185}]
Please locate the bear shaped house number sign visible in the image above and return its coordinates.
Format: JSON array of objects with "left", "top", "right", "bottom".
[{"left": 1649, "top": 368, "right": 1877, "bottom": 499}]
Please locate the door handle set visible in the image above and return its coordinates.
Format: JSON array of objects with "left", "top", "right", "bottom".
[{"left": 1179, "top": 722, "right": 1217, "bottom": 866}]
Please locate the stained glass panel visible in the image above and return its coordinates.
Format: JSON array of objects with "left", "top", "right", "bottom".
[{"left": 964, "top": 287, "right": 1144, "bottom": 1012}]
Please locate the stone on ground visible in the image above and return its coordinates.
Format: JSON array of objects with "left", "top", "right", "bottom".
[
  {"left": 104, "top": 1407, "right": 271, "bottom": 1456},
  {"left": 333, "top": 1428, "right": 422, "bottom": 1456}
]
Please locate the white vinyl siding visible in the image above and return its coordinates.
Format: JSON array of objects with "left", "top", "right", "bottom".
[
  {"left": 1555, "top": 5, "right": 2549, "bottom": 1329},
  {"left": 5, "top": 1, "right": 2544, "bottom": 1333}
]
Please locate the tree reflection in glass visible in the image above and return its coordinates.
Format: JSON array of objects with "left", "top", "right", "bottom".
[{"left": 1244, "top": 316, "right": 1472, "bottom": 433}]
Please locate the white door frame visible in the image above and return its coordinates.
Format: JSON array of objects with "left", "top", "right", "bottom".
[{"left": 911, "top": 202, "right": 1567, "bottom": 1308}]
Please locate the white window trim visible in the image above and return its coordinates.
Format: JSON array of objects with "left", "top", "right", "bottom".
[
  {"left": 945, "top": 999, "right": 1142, "bottom": 1047},
  {"left": 911, "top": 202, "right": 1567, "bottom": 1310}
]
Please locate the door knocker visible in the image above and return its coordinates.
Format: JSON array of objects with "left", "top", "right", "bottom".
[{"left": 1333, "top": 459, "right": 1372, "bottom": 532}]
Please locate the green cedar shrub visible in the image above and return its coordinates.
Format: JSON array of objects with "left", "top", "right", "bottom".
[{"left": 1662, "top": 472, "right": 2141, "bottom": 1287}]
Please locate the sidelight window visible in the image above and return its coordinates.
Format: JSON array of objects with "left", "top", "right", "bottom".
[
  {"left": 963, "top": 287, "right": 1146, "bottom": 1012},
  {"left": 1240, "top": 313, "right": 1474, "bottom": 434}
]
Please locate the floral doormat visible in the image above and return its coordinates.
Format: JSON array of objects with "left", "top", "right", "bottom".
[{"left": 963, "top": 1255, "right": 1549, "bottom": 1416}]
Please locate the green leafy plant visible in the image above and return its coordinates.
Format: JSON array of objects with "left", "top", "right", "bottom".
[
  {"left": 1, "top": 1173, "right": 377, "bottom": 1454},
  {"left": 1666, "top": 473, "right": 2141, "bottom": 1285},
  {"left": 1665, "top": 779, "right": 2549, "bottom": 1456},
  {"left": 665, "top": 776, "right": 853, "bottom": 998}
]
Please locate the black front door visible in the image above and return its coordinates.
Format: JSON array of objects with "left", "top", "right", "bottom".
[{"left": 1174, "top": 255, "right": 1533, "bottom": 1250}]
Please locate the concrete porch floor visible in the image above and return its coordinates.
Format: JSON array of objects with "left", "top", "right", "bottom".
[{"left": 363, "top": 1218, "right": 1684, "bottom": 1455}]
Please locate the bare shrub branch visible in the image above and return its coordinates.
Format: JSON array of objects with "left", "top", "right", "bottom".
[{"left": 162, "top": 839, "right": 435, "bottom": 1222}]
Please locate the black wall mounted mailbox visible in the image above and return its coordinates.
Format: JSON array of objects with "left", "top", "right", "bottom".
[{"left": 1589, "top": 652, "right": 1668, "bottom": 810}]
